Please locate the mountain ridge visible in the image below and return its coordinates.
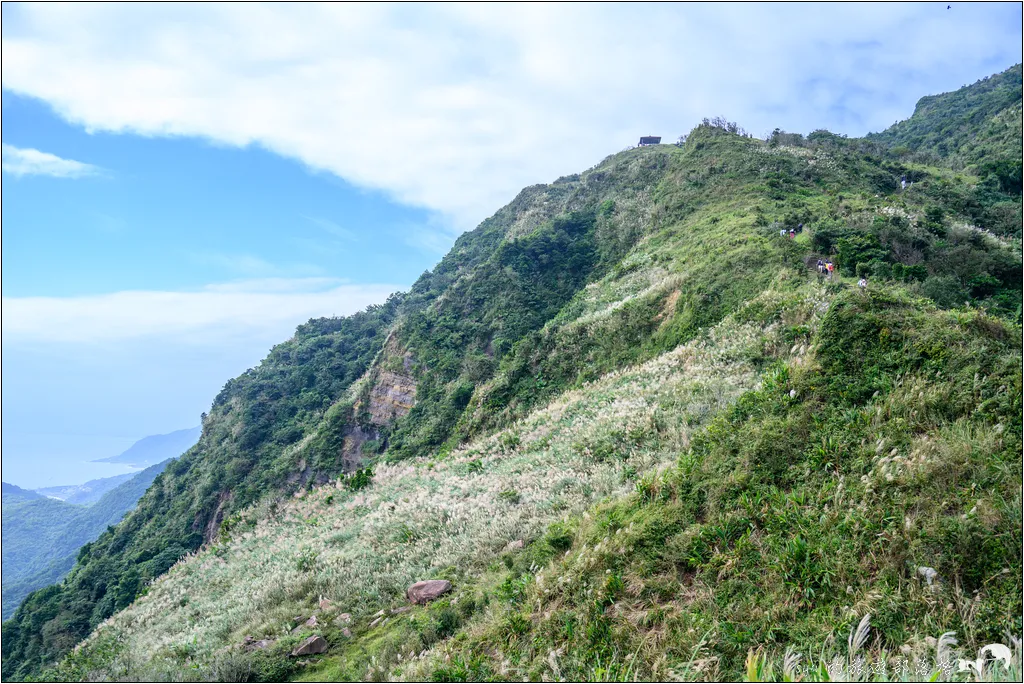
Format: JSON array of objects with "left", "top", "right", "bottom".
[
  {"left": 0, "top": 483, "right": 43, "bottom": 504},
  {"left": 2, "top": 64, "right": 1021, "bottom": 682}
]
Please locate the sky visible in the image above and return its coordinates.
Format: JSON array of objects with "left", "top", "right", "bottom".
[{"left": 2, "top": 2, "right": 1021, "bottom": 488}]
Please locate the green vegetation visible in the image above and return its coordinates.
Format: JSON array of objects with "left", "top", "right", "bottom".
[
  {"left": 868, "top": 64, "right": 1021, "bottom": 169},
  {"left": 1, "top": 461, "right": 172, "bottom": 620},
  {"left": 868, "top": 63, "right": 1022, "bottom": 240},
  {"left": 44, "top": 282, "right": 818, "bottom": 682},
  {"left": 2, "top": 65, "right": 1020, "bottom": 682},
  {"left": 1, "top": 483, "right": 43, "bottom": 504},
  {"left": 405, "top": 287, "right": 1021, "bottom": 681},
  {"left": 2, "top": 300, "right": 400, "bottom": 679}
]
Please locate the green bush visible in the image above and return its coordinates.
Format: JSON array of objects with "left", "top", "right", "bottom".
[{"left": 344, "top": 467, "right": 374, "bottom": 492}]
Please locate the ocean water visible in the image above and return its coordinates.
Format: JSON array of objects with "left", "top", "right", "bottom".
[{"left": 1, "top": 431, "right": 141, "bottom": 490}]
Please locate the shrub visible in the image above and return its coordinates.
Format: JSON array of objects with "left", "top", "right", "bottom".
[
  {"left": 921, "top": 275, "right": 968, "bottom": 308},
  {"left": 344, "top": 467, "right": 374, "bottom": 491}
]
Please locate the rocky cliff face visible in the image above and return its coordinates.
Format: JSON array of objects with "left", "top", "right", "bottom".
[
  {"left": 366, "top": 370, "right": 416, "bottom": 425},
  {"left": 339, "top": 425, "right": 378, "bottom": 472}
]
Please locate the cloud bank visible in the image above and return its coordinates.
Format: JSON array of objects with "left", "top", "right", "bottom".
[
  {"left": 1, "top": 143, "right": 101, "bottom": 178},
  {"left": 3, "top": 3, "right": 1019, "bottom": 228},
  {"left": 1, "top": 278, "right": 402, "bottom": 345}
]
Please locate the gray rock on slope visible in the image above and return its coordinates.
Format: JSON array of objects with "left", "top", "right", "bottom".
[
  {"left": 292, "top": 635, "right": 327, "bottom": 656},
  {"left": 406, "top": 579, "right": 452, "bottom": 604}
]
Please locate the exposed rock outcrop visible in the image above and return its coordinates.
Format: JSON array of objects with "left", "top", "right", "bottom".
[{"left": 367, "top": 370, "right": 416, "bottom": 424}]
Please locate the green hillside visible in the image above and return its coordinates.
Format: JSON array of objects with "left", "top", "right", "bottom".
[
  {"left": 868, "top": 63, "right": 1022, "bottom": 220},
  {"left": 1, "top": 483, "right": 43, "bottom": 504},
  {"left": 2, "top": 66, "right": 1021, "bottom": 682},
  {"left": 1, "top": 460, "right": 172, "bottom": 621}
]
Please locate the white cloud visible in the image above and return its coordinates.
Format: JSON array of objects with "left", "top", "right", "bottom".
[
  {"left": 1, "top": 4, "right": 1020, "bottom": 228},
  {"left": 1, "top": 278, "right": 402, "bottom": 345},
  {"left": 1, "top": 143, "right": 101, "bottom": 178}
]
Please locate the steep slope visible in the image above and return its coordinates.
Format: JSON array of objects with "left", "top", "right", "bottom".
[
  {"left": 868, "top": 63, "right": 1022, "bottom": 168},
  {"left": 868, "top": 63, "right": 1022, "bottom": 239},
  {"left": 398, "top": 290, "right": 1021, "bottom": 682},
  {"left": 55, "top": 284, "right": 829, "bottom": 682},
  {"left": 1, "top": 460, "right": 172, "bottom": 620},
  {"left": 3, "top": 65, "right": 1022, "bottom": 681}
]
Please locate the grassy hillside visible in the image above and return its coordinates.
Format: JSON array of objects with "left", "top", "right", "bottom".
[
  {"left": 868, "top": 63, "right": 1022, "bottom": 226},
  {"left": 3, "top": 65, "right": 1021, "bottom": 682},
  {"left": 1, "top": 460, "right": 172, "bottom": 620},
  {"left": 397, "top": 288, "right": 1021, "bottom": 682},
  {"left": 868, "top": 64, "right": 1021, "bottom": 164},
  {"left": 53, "top": 283, "right": 823, "bottom": 682}
]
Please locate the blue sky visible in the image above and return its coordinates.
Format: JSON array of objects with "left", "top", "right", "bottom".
[
  {"left": 2, "top": 94, "right": 439, "bottom": 298},
  {"left": 2, "top": 2, "right": 1021, "bottom": 488}
]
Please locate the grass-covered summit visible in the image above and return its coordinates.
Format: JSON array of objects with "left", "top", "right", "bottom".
[{"left": 2, "top": 65, "right": 1021, "bottom": 682}]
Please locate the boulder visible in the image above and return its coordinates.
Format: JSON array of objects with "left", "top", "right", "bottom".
[
  {"left": 242, "top": 636, "right": 275, "bottom": 651},
  {"left": 319, "top": 597, "right": 334, "bottom": 612},
  {"left": 406, "top": 579, "right": 452, "bottom": 605},
  {"left": 290, "top": 615, "right": 319, "bottom": 634},
  {"left": 391, "top": 606, "right": 412, "bottom": 615},
  {"left": 292, "top": 635, "right": 328, "bottom": 657},
  {"left": 334, "top": 613, "right": 352, "bottom": 627},
  {"left": 504, "top": 539, "right": 524, "bottom": 552}
]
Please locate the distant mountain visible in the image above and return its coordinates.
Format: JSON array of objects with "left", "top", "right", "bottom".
[
  {"left": 92, "top": 426, "right": 200, "bottom": 467},
  {"left": 1, "top": 482, "right": 44, "bottom": 504},
  {"left": 1, "top": 459, "right": 173, "bottom": 620},
  {"left": 35, "top": 472, "right": 136, "bottom": 505}
]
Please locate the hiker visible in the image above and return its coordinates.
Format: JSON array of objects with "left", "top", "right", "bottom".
[
  {"left": 780, "top": 228, "right": 787, "bottom": 238},
  {"left": 901, "top": 174, "right": 907, "bottom": 191},
  {"left": 816, "top": 259, "right": 824, "bottom": 273},
  {"left": 797, "top": 223, "right": 804, "bottom": 233},
  {"left": 789, "top": 228, "right": 795, "bottom": 239},
  {"left": 858, "top": 277, "right": 868, "bottom": 289},
  {"left": 826, "top": 261, "right": 835, "bottom": 278}
]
